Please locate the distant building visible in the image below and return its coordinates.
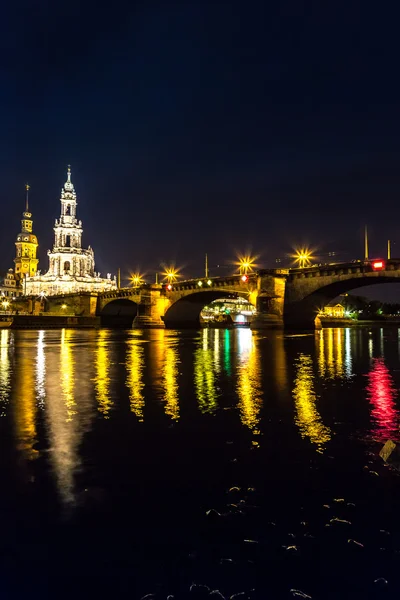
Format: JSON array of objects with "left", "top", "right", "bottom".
[
  {"left": 25, "top": 167, "right": 117, "bottom": 296},
  {"left": 0, "top": 269, "right": 22, "bottom": 298},
  {"left": 320, "top": 303, "right": 345, "bottom": 318}
]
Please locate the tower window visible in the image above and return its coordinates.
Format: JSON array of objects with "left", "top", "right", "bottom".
[
  {"left": 66, "top": 235, "right": 70, "bottom": 247},
  {"left": 64, "top": 261, "right": 71, "bottom": 273},
  {"left": 65, "top": 205, "right": 71, "bottom": 216}
]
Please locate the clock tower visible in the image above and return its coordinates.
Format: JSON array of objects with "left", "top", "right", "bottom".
[{"left": 14, "top": 185, "right": 39, "bottom": 284}]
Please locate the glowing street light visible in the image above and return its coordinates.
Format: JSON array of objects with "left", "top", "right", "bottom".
[
  {"left": 292, "top": 247, "right": 315, "bottom": 269},
  {"left": 235, "top": 253, "right": 258, "bottom": 275},
  {"left": 1, "top": 300, "right": 9, "bottom": 310},
  {"left": 130, "top": 272, "right": 144, "bottom": 287},
  {"left": 162, "top": 265, "right": 181, "bottom": 284}
]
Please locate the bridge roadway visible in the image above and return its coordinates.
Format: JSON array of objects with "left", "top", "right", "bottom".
[{"left": 45, "top": 258, "right": 400, "bottom": 329}]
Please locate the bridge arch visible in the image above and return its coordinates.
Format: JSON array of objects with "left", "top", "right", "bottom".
[
  {"left": 100, "top": 298, "right": 138, "bottom": 328},
  {"left": 164, "top": 290, "right": 255, "bottom": 328},
  {"left": 285, "top": 275, "right": 400, "bottom": 329}
]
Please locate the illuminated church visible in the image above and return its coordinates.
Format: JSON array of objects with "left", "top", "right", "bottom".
[{"left": 25, "top": 167, "right": 117, "bottom": 296}]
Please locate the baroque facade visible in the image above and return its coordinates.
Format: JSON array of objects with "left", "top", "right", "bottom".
[
  {"left": 25, "top": 167, "right": 116, "bottom": 296},
  {"left": 14, "top": 185, "right": 39, "bottom": 282}
]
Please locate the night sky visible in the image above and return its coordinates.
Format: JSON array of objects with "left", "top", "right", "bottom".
[{"left": 1, "top": 1, "right": 400, "bottom": 298}]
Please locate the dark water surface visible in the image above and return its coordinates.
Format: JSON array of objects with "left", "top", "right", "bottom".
[{"left": 1, "top": 327, "right": 400, "bottom": 599}]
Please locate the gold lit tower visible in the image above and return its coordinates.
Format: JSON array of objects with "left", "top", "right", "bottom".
[{"left": 14, "top": 185, "right": 39, "bottom": 283}]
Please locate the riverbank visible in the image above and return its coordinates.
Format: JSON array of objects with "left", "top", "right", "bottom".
[{"left": 4, "top": 315, "right": 100, "bottom": 329}]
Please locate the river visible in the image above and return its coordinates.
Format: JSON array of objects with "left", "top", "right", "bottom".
[{"left": 0, "top": 327, "right": 399, "bottom": 599}]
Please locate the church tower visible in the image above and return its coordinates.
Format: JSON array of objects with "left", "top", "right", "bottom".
[{"left": 14, "top": 185, "right": 39, "bottom": 282}]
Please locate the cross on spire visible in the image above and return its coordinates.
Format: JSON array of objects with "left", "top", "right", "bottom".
[
  {"left": 25, "top": 183, "right": 30, "bottom": 212},
  {"left": 67, "top": 165, "right": 71, "bottom": 182}
]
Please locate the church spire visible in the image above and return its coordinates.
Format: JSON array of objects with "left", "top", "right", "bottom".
[
  {"left": 25, "top": 183, "right": 30, "bottom": 212},
  {"left": 67, "top": 165, "right": 71, "bottom": 182}
]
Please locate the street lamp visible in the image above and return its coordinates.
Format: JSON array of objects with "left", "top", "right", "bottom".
[
  {"left": 162, "top": 265, "right": 181, "bottom": 284},
  {"left": 235, "top": 254, "right": 258, "bottom": 275},
  {"left": 130, "top": 272, "right": 144, "bottom": 287},
  {"left": 292, "top": 247, "right": 314, "bottom": 268}
]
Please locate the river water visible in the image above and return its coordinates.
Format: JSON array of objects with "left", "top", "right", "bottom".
[{"left": 1, "top": 327, "right": 400, "bottom": 599}]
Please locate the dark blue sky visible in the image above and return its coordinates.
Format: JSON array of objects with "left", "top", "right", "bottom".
[{"left": 1, "top": 1, "right": 400, "bottom": 297}]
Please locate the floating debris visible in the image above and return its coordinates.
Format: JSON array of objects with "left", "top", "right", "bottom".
[
  {"left": 348, "top": 539, "right": 364, "bottom": 548},
  {"left": 228, "top": 486, "right": 241, "bottom": 493},
  {"left": 190, "top": 583, "right": 211, "bottom": 594},
  {"left": 374, "top": 578, "right": 388, "bottom": 586},
  {"left": 247, "top": 487, "right": 256, "bottom": 492},
  {"left": 323, "top": 504, "right": 330, "bottom": 509},
  {"left": 333, "top": 498, "right": 345, "bottom": 503},
  {"left": 244, "top": 539, "right": 259, "bottom": 544},
  {"left": 283, "top": 545, "right": 298, "bottom": 551},
  {"left": 290, "top": 589, "right": 312, "bottom": 598},
  {"left": 209, "top": 592, "right": 226, "bottom": 599},
  {"left": 369, "top": 470, "right": 379, "bottom": 477},
  {"left": 330, "top": 517, "right": 351, "bottom": 525},
  {"left": 347, "top": 502, "right": 356, "bottom": 507},
  {"left": 380, "top": 529, "right": 390, "bottom": 535}
]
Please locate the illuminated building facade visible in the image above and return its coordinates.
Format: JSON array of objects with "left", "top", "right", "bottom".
[
  {"left": 25, "top": 167, "right": 117, "bottom": 296},
  {"left": 14, "top": 185, "right": 39, "bottom": 283}
]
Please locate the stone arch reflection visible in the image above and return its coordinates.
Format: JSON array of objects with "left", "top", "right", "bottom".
[
  {"left": 125, "top": 334, "right": 145, "bottom": 420},
  {"left": 366, "top": 358, "right": 399, "bottom": 441},
  {"left": 293, "top": 353, "right": 331, "bottom": 453},
  {"left": 194, "top": 329, "right": 218, "bottom": 414},
  {"left": 236, "top": 329, "right": 262, "bottom": 435}
]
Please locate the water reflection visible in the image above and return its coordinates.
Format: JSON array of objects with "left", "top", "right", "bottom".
[
  {"left": 366, "top": 358, "right": 399, "bottom": 441},
  {"left": 13, "top": 336, "right": 38, "bottom": 460},
  {"left": 236, "top": 329, "right": 262, "bottom": 434},
  {"left": 163, "top": 339, "right": 180, "bottom": 421},
  {"left": 94, "top": 329, "right": 113, "bottom": 418},
  {"left": 35, "top": 330, "right": 46, "bottom": 408},
  {"left": 224, "top": 329, "right": 231, "bottom": 376},
  {"left": 194, "top": 329, "right": 218, "bottom": 414},
  {"left": 316, "top": 328, "right": 350, "bottom": 379},
  {"left": 45, "top": 330, "right": 95, "bottom": 504},
  {"left": 126, "top": 335, "right": 145, "bottom": 420},
  {"left": 293, "top": 353, "right": 331, "bottom": 453},
  {"left": 0, "top": 329, "right": 11, "bottom": 417}
]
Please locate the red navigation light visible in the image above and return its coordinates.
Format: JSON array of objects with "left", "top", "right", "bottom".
[
  {"left": 372, "top": 260, "right": 384, "bottom": 270},
  {"left": 241, "top": 274, "right": 248, "bottom": 282},
  {"left": 166, "top": 284, "right": 172, "bottom": 291}
]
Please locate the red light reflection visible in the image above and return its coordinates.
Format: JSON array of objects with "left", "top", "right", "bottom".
[{"left": 366, "top": 358, "right": 399, "bottom": 441}]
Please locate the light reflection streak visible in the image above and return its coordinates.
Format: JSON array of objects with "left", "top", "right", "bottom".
[
  {"left": 13, "top": 341, "right": 38, "bottom": 460},
  {"left": 345, "top": 328, "right": 352, "bottom": 377},
  {"left": 224, "top": 329, "right": 231, "bottom": 375},
  {"left": 94, "top": 329, "right": 112, "bottom": 417},
  {"left": 366, "top": 358, "right": 399, "bottom": 441},
  {"left": 0, "top": 329, "right": 11, "bottom": 416},
  {"left": 163, "top": 341, "right": 180, "bottom": 421},
  {"left": 194, "top": 329, "right": 218, "bottom": 414},
  {"left": 60, "top": 328, "right": 76, "bottom": 421},
  {"left": 35, "top": 330, "right": 46, "bottom": 408},
  {"left": 214, "top": 328, "right": 220, "bottom": 373},
  {"left": 316, "top": 328, "right": 348, "bottom": 379},
  {"left": 293, "top": 353, "right": 331, "bottom": 453},
  {"left": 236, "top": 329, "right": 262, "bottom": 434},
  {"left": 126, "top": 336, "right": 145, "bottom": 420},
  {"left": 45, "top": 330, "right": 95, "bottom": 504}
]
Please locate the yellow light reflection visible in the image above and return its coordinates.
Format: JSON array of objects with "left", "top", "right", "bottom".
[
  {"left": 345, "top": 328, "right": 352, "bottom": 377},
  {"left": 164, "top": 343, "right": 180, "bottom": 421},
  {"left": 293, "top": 353, "right": 331, "bottom": 453},
  {"left": 35, "top": 330, "right": 46, "bottom": 408},
  {"left": 236, "top": 329, "right": 262, "bottom": 434},
  {"left": 0, "top": 329, "right": 11, "bottom": 417},
  {"left": 94, "top": 330, "right": 112, "bottom": 418},
  {"left": 13, "top": 339, "right": 38, "bottom": 460},
  {"left": 126, "top": 336, "right": 145, "bottom": 420},
  {"left": 316, "top": 328, "right": 346, "bottom": 379},
  {"left": 60, "top": 328, "right": 76, "bottom": 421},
  {"left": 194, "top": 329, "right": 218, "bottom": 414}
]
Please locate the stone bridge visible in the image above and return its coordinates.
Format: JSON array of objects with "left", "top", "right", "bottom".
[{"left": 44, "top": 259, "right": 400, "bottom": 329}]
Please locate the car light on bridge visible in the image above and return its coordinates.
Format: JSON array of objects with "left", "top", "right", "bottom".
[
  {"left": 207, "top": 279, "right": 212, "bottom": 286},
  {"left": 166, "top": 284, "right": 172, "bottom": 291},
  {"left": 241, "top": 274, "right": 248, "bottom": 282},
  {"left": 198, "top": 280, "right": 203, "bottom": 287},
  {"left": 372, "top": 260, "right": 384, "bottom": 270}
]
